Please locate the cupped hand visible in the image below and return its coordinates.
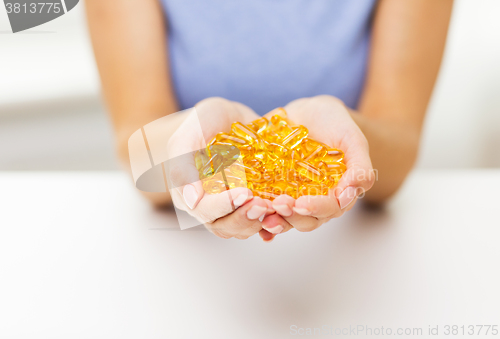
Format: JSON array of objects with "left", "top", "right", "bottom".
[
  {"left": 262, "top": 95, "right": 376, "bottom": 235},
  {"left": 166, "top": 97, "right": 281, "bottom": 240}
]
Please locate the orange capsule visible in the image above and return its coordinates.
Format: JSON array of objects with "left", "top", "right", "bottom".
[
  {"left": 319, "top": 161, "right": 347, "bottom": 175},
  {"left": 294, "top": 161, "right": 325, "bottom": 182},
  {"left": 271, "top": 180, "right": 299, "bottom": 198},
  {"left": 282, "top": 126, "right": 308, "bottom": 149},
  {"left": 248, "top": 117, "right": 270, "bottom": 134},
  {"left": 228, "top": 161, "right": 263, "bottom": 182},
  {"left": 194, "top": 150, "right": 210, "bottom": 173},
  {"left": 267, "top": 107, "right": 288, "bottom": 120},
  {"left": 208, "top": 143, "right": 241, "bottom": 170},
  {"left": 299, "top": 138, "right": 327, "bottom": 157},
  {"left": 223, "top": 173, "right": 247, "bottom": 190},
  {"left": 215, "top": 132, "right": 247, "bottom": 147},
  {"left": 304, "top": 145, "right": 327, "bottom": 163},
  {"left": 253, "top": 190, "right": 280, "bottom": 201},
  {"left": 231, "top": 122, "right": 259, "bottom": 144},
  {"left": 323, "top": 148, "right": 344, "bottom": 163},
  {"left": 268, "top": 142, "right": 290, "bottom": 158}
]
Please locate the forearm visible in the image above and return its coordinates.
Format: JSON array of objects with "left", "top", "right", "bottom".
[
  {"left": 351, "top": 113, "right": 419, "bottom": 203},
  {"left": 86, "top": 0, "right": 178, "bottom": 207},
  {"left": 352, "top": 0, "right": 453, "bottom": 203}
]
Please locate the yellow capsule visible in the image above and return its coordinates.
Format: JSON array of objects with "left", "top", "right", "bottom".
[
  {"left": 318, "top": 161, "right": 347, "bottom": 175},
  {"left": 231, "top": 122, "right": 259, "bottom": 144},
  {"left": 253, "top": 190, "right": 280, "bottom": 201},
  {"left": 199, "top": 160, "right": 214, "bottom": 178},
  {"left": 271, "top": 180, "right": 299, "bottom": 198},
  {"left": 268, "top": 142, "right": 290, "bottom": 158},
  {"left": 294, "top": 161, "right": 325, "bottom": 182},
  {"left": 248, "top": 117, "right": 270, "bottom": 134},
  {"left": 215, "top": 132, "right": 247, "bottom": 147},
  {"left": 267, "top": 107, "right": 288, "bottom": 120},
  {"left": 194, "top": 150, "right": 210, "bottom": 173},
  {"left": 323, "top": 174, "right": 342, "bottom": 188},
  {"left": 261, "top": 129, "right": 281, "bottom": 143},
  {"left": 202, "top": 172, "right": 226, "bottom": 193},
  {"left": 304, "top": 145, "right": 327, "bottom": 163},
  {"left": 208, "top": 143, "right": 241, "bottom": 170},
  {"left": 282, "top": 126, "right": 308, "bottom": 149},
  {"left": 228, "top": 161, "right": 263, "bottom": 182},
  {"left": 223, "top": 173, "right": 247, "bottom": 189},
  {"left": 323, "top": 148, "right": 344, "bottom": 163},
  {"left": 298, "top": 138, "right": 325, "bottom": 157},
  {"left": 252, "top": 138, "right": 267, "bottom": 162},
  {"left": 203, "top": 179, "right": 226, "bottom": 194}
]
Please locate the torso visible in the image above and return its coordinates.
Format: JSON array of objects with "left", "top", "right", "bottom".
[{"left": 161, "top": 0, "right": 377, "bottom": 114}]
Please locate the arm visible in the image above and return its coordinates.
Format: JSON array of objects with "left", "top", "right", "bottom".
[
  {"left": 85, "top": 0, "right": 178, "bottom": 206},
  {"left": 355, "top": 0, "right": 454, "bottom": 203}
]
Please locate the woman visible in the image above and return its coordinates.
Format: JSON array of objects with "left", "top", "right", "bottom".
[{"left": 86, "top": 0, "right": 453, "bottom": 241}]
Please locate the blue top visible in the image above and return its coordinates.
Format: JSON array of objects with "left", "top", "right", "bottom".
[{"left": 161, "top": 0, "right": 377, "bottom": 115}]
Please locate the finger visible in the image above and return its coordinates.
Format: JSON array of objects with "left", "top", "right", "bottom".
[
  {"left": 343, "top": 196, "right": 358, "bottom": 212},
  {"left": 190, "top": 187, "right": 253, "bottom": 224},
  {"left": 294, "top": 193, "right": 342, "bottom": 219},
  {"left": 208, "top": 196, "right": 268, "bottom": 239},
  {"left": 283, "top": 211, "right": 321, "bottom": 233},
  {"left": 259, "top": 229, "right": 275, "bottom": 243},
  {"left": 334, "top": 143, "right": 375, "bottom": 210},
  {"left": 261, "top": 213, "right": 293, "bottom": 235},
  {"left": 272, "top": 194, "right": 295, "bottom": 218},
  {"left": 271, "top": 194, "right": 322, "bottom": 233}
]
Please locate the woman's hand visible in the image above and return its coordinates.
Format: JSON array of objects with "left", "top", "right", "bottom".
[
  {"left": 166, "top": 97, "right": 280, "bottom": 239},
  {"left": 262, "top": 95, "right": 376, "bottom": 235}
]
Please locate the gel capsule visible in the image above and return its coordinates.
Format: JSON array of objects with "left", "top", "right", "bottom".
[
  {"left": 318, "top": 161, "right": 347, "bottom": 175},
  {"left": 323, "top": 148, "right": 344, "bottom": 163},
  {"left": 248, "top": 117, "right": 270, "bottom": 134},
  {"left": 282, "top": 126, "right": 308, "bottom": 149},
  {"left": 231, "top": 122, "right": 259, "bottom": 143},
  {"left": 294, "top": 161, "right": 325, "bottom": 182}
]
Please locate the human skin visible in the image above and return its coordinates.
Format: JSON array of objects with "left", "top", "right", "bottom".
[{"left": 86, "top": 0, "right": 454, "bottom": 241}]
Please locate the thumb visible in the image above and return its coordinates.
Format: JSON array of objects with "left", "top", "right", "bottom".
[{"left": 334, "top": 141, "right": 375, "bottom": 209}]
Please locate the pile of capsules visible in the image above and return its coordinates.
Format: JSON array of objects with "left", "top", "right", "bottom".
[{"left": 194, "top": 108, "right": 346, "bottom": 200}]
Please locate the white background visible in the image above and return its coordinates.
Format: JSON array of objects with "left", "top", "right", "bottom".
[{"left": 0, "top": 0, "right": 499, "bottom": 170}]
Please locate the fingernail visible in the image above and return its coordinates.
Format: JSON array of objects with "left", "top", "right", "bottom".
[
  {"left": 339, "top": 186, "right": 358, "bottom": 209},
  {"left": 183, "top": 184, "right": 199, "bottom": 209},
  {"left": 233, "top": 193, "right": 249, "bottom": 208},
  {"left": 273, "top": 204, "right": 292, "bottom": 217},
  {"left": 263, "top": 225, "right": 284, "bottom": 234},
  {"left": 292, "top": 207, "right": 312, "bottom": 216},
  {"left": 247, "top": 205, "right": 267, "bottom": 220},
  {"left": 258, "top": 214, "right": 265, "bottom": 222}
]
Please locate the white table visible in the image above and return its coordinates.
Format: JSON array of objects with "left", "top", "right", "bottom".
[{"left": 1, "top": 170, "right": 499, "bottom": 338}]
